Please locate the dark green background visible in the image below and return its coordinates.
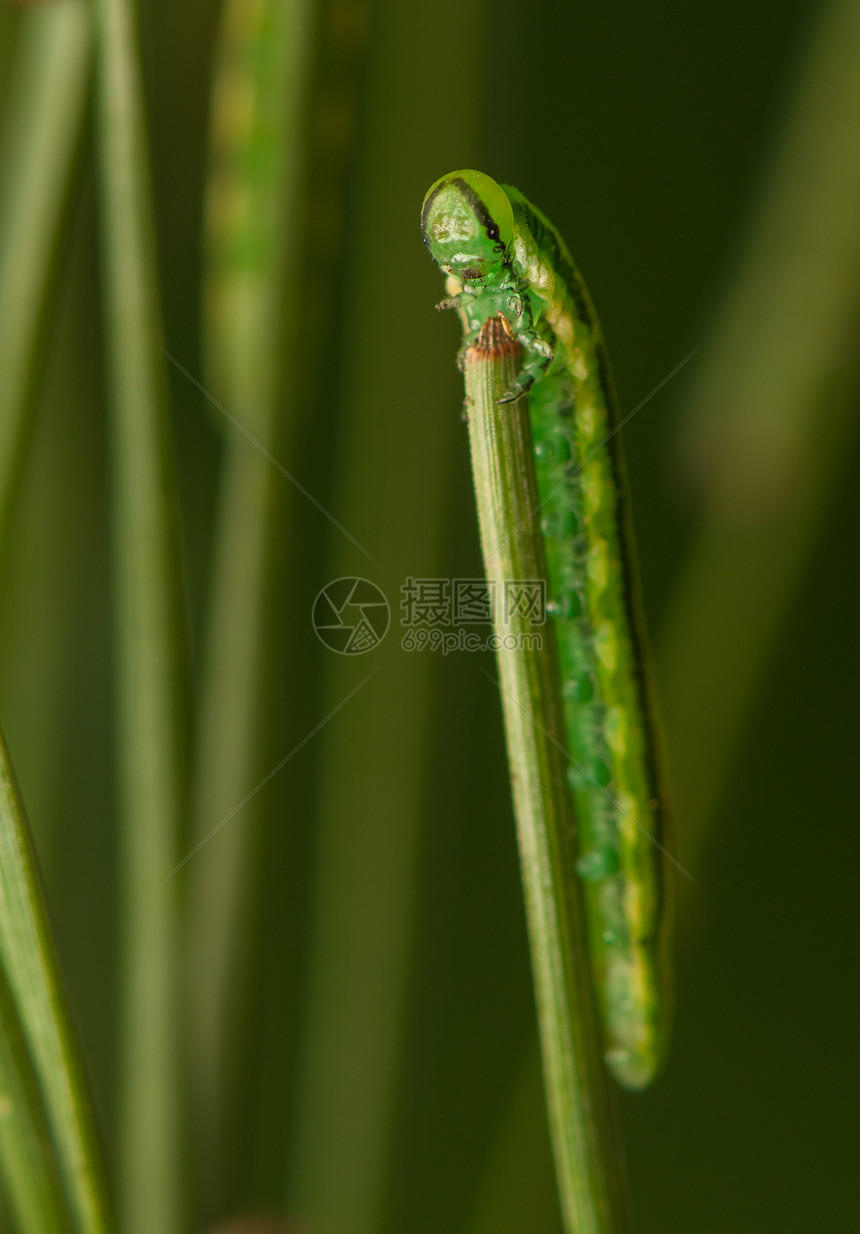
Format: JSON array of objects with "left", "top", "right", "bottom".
[{"left": 0, "top": 1, "right": 856, "bottom": 1230}]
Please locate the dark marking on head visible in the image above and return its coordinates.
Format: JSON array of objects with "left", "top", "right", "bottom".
[{"left": 450, "top": 175, "right": 502, "bottom": 246}]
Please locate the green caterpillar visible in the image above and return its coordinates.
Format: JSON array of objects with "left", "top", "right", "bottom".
[{"left": 421, "top": 169, "right": 670, "bottom": 1089}]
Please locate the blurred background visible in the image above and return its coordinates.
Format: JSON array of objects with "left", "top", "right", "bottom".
[{"left": 0, "top": 0, "right": 858, "bottom": 1231}]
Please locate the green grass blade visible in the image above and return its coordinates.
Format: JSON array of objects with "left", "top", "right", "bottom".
[
  {"left": 462, "top": 321, "right": 629, "bottom": 1234},
  {"left": 658, "top": 0, "right": 860, "bottom": 861},
  {"left": 188, "top": 0, "right": 319, "bottom": 1193},
  {"left": 93, "top": 2, "right": 185, "bottom": 1232},
  {"left": 0, "top": 724, "right": 113, "bottom": 1234},
  {"left": 286, "top": 5, "right": 487, "bottom": 1229},
  {"left": 0, "top": 964, "right": 71, "bottom": 1234},
  {"left": 0, "top": 0, "right": 91, "bottom": 538}
]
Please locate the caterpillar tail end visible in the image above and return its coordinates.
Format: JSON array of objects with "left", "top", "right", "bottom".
[{"left": 604, "top": 1047, "right": 659, "bottom": 1092}]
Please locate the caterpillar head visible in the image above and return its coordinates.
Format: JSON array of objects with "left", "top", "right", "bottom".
[{"left": 421, "top": 169, "right": 513, "bottom": 284}]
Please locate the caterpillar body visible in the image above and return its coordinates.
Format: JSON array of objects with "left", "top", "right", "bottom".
[{"left": 421, "top": 169, "right": 671, "bottom": 1089}]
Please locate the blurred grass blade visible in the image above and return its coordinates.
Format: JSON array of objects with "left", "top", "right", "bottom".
[
  {"left": 285, "top": 4, "right": 489, "bottom": 1230},
  {"left": 659, "top": 0, "right": 860, "bottom": 858},
  {"left": 0, "top": 723, "right": 113, "bottom": 1234},
  {"left": 93, "top": 2, "right": 185, "bottom": 1232},
  {"left": 0, "top": 0, "right": 91, "bottom": 540},
  {"left": 189, "top": 0, "right": 320, "bottom": 1195},
  {"left": 0, "top": 965, "right": 71, "bottom": 1234}
]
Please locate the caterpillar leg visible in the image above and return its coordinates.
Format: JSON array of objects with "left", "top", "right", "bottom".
[
  {"left": 498, "top": 324, "right": 554, "bottom": 403},
  {"left": 492, "top": 292, "right": 554, "bottom": 402}
]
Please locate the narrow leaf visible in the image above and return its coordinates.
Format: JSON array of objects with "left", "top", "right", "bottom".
[
  {"left": 93, "top": 1, "right": 186, "bottom": 1231},
  {"left": 0, "top": 724, "right": 113, "bottom": 1234}
]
